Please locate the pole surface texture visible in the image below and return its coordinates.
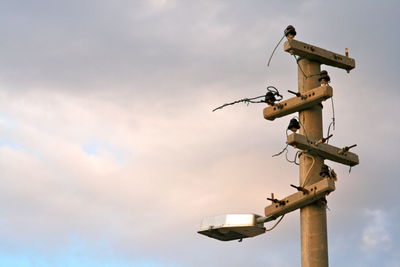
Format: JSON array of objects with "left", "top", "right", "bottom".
[{"left": 298, "top": 58, "right": 329, "bottom": 267}]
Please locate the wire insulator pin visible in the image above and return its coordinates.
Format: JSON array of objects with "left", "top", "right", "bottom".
[
  {"left": 290, "top": 184, "right": 309, "bottom": 194},
  {"left": 338, "top": 144, "right": 357, "bottom": 155},
  {"left": 267, "top": 193, "right": 286, "bottom": 206},
  {"left": 287, "top": 90, "right": 301, "bottom": 97},
  {"left": 315, "top": 134, "right": 334, "bottom": 145}
]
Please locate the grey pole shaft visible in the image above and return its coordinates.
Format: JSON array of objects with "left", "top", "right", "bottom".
[{"left": 298, "top": 59, "right": 329, "bottom": 267}]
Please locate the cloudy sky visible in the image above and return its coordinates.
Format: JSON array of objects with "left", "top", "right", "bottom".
[{"left": 0, "top": 0, "right": 399, "bottom": 266}]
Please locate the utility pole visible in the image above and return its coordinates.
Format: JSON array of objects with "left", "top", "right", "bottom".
[
  {"left": 279, "top": 26, "right": 357, "bottom": 266},
  {"left": 298, "top": 59, "right": 327, "bottom": 266},
  {"left": 198, "top": 25, "right": 359, "bottom": 267}
]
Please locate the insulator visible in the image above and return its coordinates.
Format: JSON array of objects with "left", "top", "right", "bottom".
[
  {"left": 287, "top": 118, "right": 300, "bottom": 133},
  {"left": 265, "top": 91, "right": 277, "bottom": 105},
  {"left": 284, "top": 25, "right": 297, "bottom": 38},
  {"left": 318, "top": 70, "right": 330, "bottom": 83},
  {"left": 320, "top": 164, "right": 330, "bottom": 177}
]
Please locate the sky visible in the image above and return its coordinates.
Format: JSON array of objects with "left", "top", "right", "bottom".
[{"left": 0, "top": 0, "right": 399, "bottom": 266}]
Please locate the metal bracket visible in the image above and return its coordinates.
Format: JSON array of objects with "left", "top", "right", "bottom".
[
  {"left": 264, "top": 178, "right": 335, "bottom": 219},
  {"left": 284, "top": 39, "right": 355, "bottom": 71},
  {"left": 287, "top": 133, "right": 359, "bottom": 166},
  {"left": 263, "top": 86, "right": 332, "bottom": 120}
]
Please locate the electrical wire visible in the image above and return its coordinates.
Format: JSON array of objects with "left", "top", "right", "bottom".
[
  {"left": 272, "top": 144, "right": 288, "bottom": 157},
  {"left": 293, "top": 115, "right": 311, "bottom": 144},
  {"left": 301, "top": 153, "right": 315, "bottom": 187},
  {"left": 212, "top": 86, "right": 283, "bottom": 112},
  {"left": 326, "top": 97, "right": 336, "bottom": 143},
  {"left": 292, "top": 56, "right": 326, "bottom": 80},
  {"left": 293, "top": 55, "right": 307, "bottom": 78},
  {"left": 265, "top": 214, "right": 285, "bottom": 231},
  {"left": 293, "top": 150, "right": 301, "bottom": 165},
  {"left": 273, "top": 142, "right": 299, "bottom": 165},
  {"left": 267, "top": 35, "right": 285, "bottom": 67},
  {"left": 212, "top": 95, "right": 266, "bottom": 112},
  {"left": 285, "top": 148, "right": 300, "bottom": 165},
  {"left": 272, "top": 129, "right": 289, "bottom": 157}
]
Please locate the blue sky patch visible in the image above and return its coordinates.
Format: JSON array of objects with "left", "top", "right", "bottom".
[{"left": 81, "top": 140, "right": 130, "bottom": 164}]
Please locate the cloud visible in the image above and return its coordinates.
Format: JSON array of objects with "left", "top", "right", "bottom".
[
  {"left": 0, "top": 87, "right": 293, "bottom": 261},
  {"left": 0, "top": 0, "right": 400, "bottom": 266},
  {"left": 361, "top": 209, "right": 391, "bottom": 251}
]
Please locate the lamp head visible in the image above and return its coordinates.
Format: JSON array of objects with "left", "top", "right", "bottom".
[{"left": 198, "top": 214, "right": 266, "bottom": 241}]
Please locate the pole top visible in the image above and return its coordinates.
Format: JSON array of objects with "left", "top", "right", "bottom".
[{"left": 284, "top": 39, "right": 356, "bottom": 71}]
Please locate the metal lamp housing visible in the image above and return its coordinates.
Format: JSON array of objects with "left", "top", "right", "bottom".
[{"left": 198, "top": 214, "right": 266, "bottom": 241}]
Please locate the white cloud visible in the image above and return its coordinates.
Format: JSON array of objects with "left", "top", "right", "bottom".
[
  {"left": 148, "top": 0, "right": 171, "bottom": 8},
  {"left": 361, "top": 209, "right": 391, "bottom": 251},
  {"left": 0, "top": 0, "right": 400, "bottom": 265},
  {"left": 0, "top": 87, "right": 291, "bottom": 259}
]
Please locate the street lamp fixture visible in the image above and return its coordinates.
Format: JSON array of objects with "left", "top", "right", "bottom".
[{"left": 197, "top": 214, "right": 271, "bottom": 241}]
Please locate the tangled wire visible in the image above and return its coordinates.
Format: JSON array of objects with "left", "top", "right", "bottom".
[{"left": 212, "top": 86, "right": 283, "bottom": 112}]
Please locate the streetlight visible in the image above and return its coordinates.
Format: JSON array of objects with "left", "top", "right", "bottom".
[{"left": 197, "top": 214, "right": 273, "bottom": 241}]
